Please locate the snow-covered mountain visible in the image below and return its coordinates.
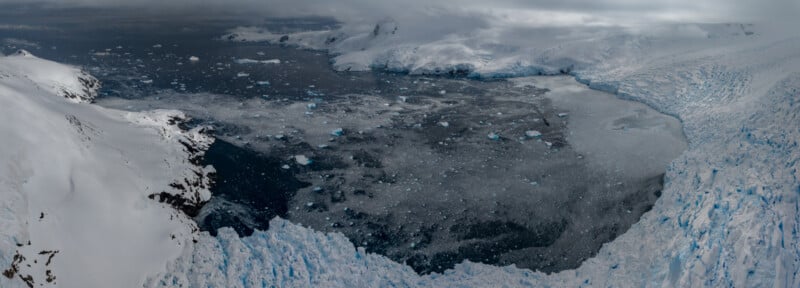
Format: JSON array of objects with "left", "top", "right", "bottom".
[
  {"left": 0, "top": 51, "right": 215, "bottom": 288},
  {"left": 172, "top": 23, "right": 800, "bottom": 287}
]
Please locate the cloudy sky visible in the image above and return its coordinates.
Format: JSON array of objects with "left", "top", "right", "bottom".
[{"left": 1, "top": 0, "right": 797, "bottom": 27}]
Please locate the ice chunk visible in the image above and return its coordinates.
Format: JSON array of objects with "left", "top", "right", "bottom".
[
  {"left": 257, "top": 80, "right": 270, "bottom": 86},
  {"left": 525, "top": 130, "right": 542, "bottom": 138},
  {"left": 188, "top": 56, "right": 199, "bottom": 62},
  {"left": 294, "top": 155, "right": 312, "bottom": 165},
  {"left": 331, "top": 128, "right": 344, "bottom": 136},
  {"left": 307, "top": 103, "right": 317, "bottom": 110},
  {"left": 487, "top": 132, "right": 500, "bottom": 140},
  {"left": 234, "top": 58, "right": 260, "bottom": 64},
  {"left": 557, "top": 112, "right": 569, "bottom": 118},
  {"left": 236, "top": 72, "right": 250, "bottom": 77},
  {"left": 438, "top": 121, "right": 450, "bottom": 127},
  {"left": 234, "top": 58, "right": 281, "bottom": 64}
]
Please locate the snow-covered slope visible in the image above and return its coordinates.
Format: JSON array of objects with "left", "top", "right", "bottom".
[
  {"left": 0, "top": 51, "right": 215, "bottom": 287},
  {"left": 152, "top": 23, "right": 800, "bottom": 287}
]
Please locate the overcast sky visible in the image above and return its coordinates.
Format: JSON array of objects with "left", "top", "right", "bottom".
[{"left": 1, "top": 0, "right": 797, "bottom": 27}]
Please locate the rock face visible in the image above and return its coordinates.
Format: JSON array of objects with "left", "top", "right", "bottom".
[{"left": 0, "top": 52, "right": 214, "bottom": 288}]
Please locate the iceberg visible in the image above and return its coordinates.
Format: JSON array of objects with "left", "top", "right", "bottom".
[
  {"left": 524, "top": 130, "right": 542, "bottom": 138},
  {"left": 233, "top": 58, "right": 281, "bottom": 65}
]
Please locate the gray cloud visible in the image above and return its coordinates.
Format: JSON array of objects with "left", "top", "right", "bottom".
[{"left": 0, "top": 0, "right": 796, "bottom": 26}]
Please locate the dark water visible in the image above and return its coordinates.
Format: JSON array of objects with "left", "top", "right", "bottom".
[
  {"left": 1, "top": 4, "right": 675, "bottom": 275},
  {"left": 0, "top": 4, "right": 377, "bottom": 100}
]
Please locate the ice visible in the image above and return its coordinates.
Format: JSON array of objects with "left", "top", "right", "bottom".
[
  {"left": 188, "top": 56, "right": 199, "bottom": 62},
  {"left": 236, "top": 72, "right": 249, "bottom": 77},
  {"left": 294, "top": 155, "right": 312, "bottom": 165},
  {"left": 524, "top": 130, "right": 542, "bottom": 138},
  {"left": 487, "top": 132, "right": 500, "bottom": 141},
  {"left": 331, "top": 128, "right": 344, "bottom": 136},
  {"left": 233, "top": 58, "right": 281, "bottom": 64}
]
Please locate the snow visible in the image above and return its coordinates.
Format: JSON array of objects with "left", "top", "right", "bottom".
[
  {"left": 149, "top": 22, "right": 800, "bottom": 287},
  {"left": 0, "top": 52, "right": 214, "bottom": 288}
]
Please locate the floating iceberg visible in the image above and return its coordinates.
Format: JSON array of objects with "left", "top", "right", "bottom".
[
  {"left": 294, "top": 155, "right": 312, "bottom": 165},
  {"left": 525, "top": 130, "right": 542, "bottom": 138},
  {"left": 233, "top": 58, "right": 281, "bottom": 64}
]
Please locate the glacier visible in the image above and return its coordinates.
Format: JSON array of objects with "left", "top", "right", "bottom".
[
  {"left": 149, "top": 22, "right": 800, "bottom": 287},
  {"left": 0, "top": 18, "right": 798, "bottom": 288}
]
